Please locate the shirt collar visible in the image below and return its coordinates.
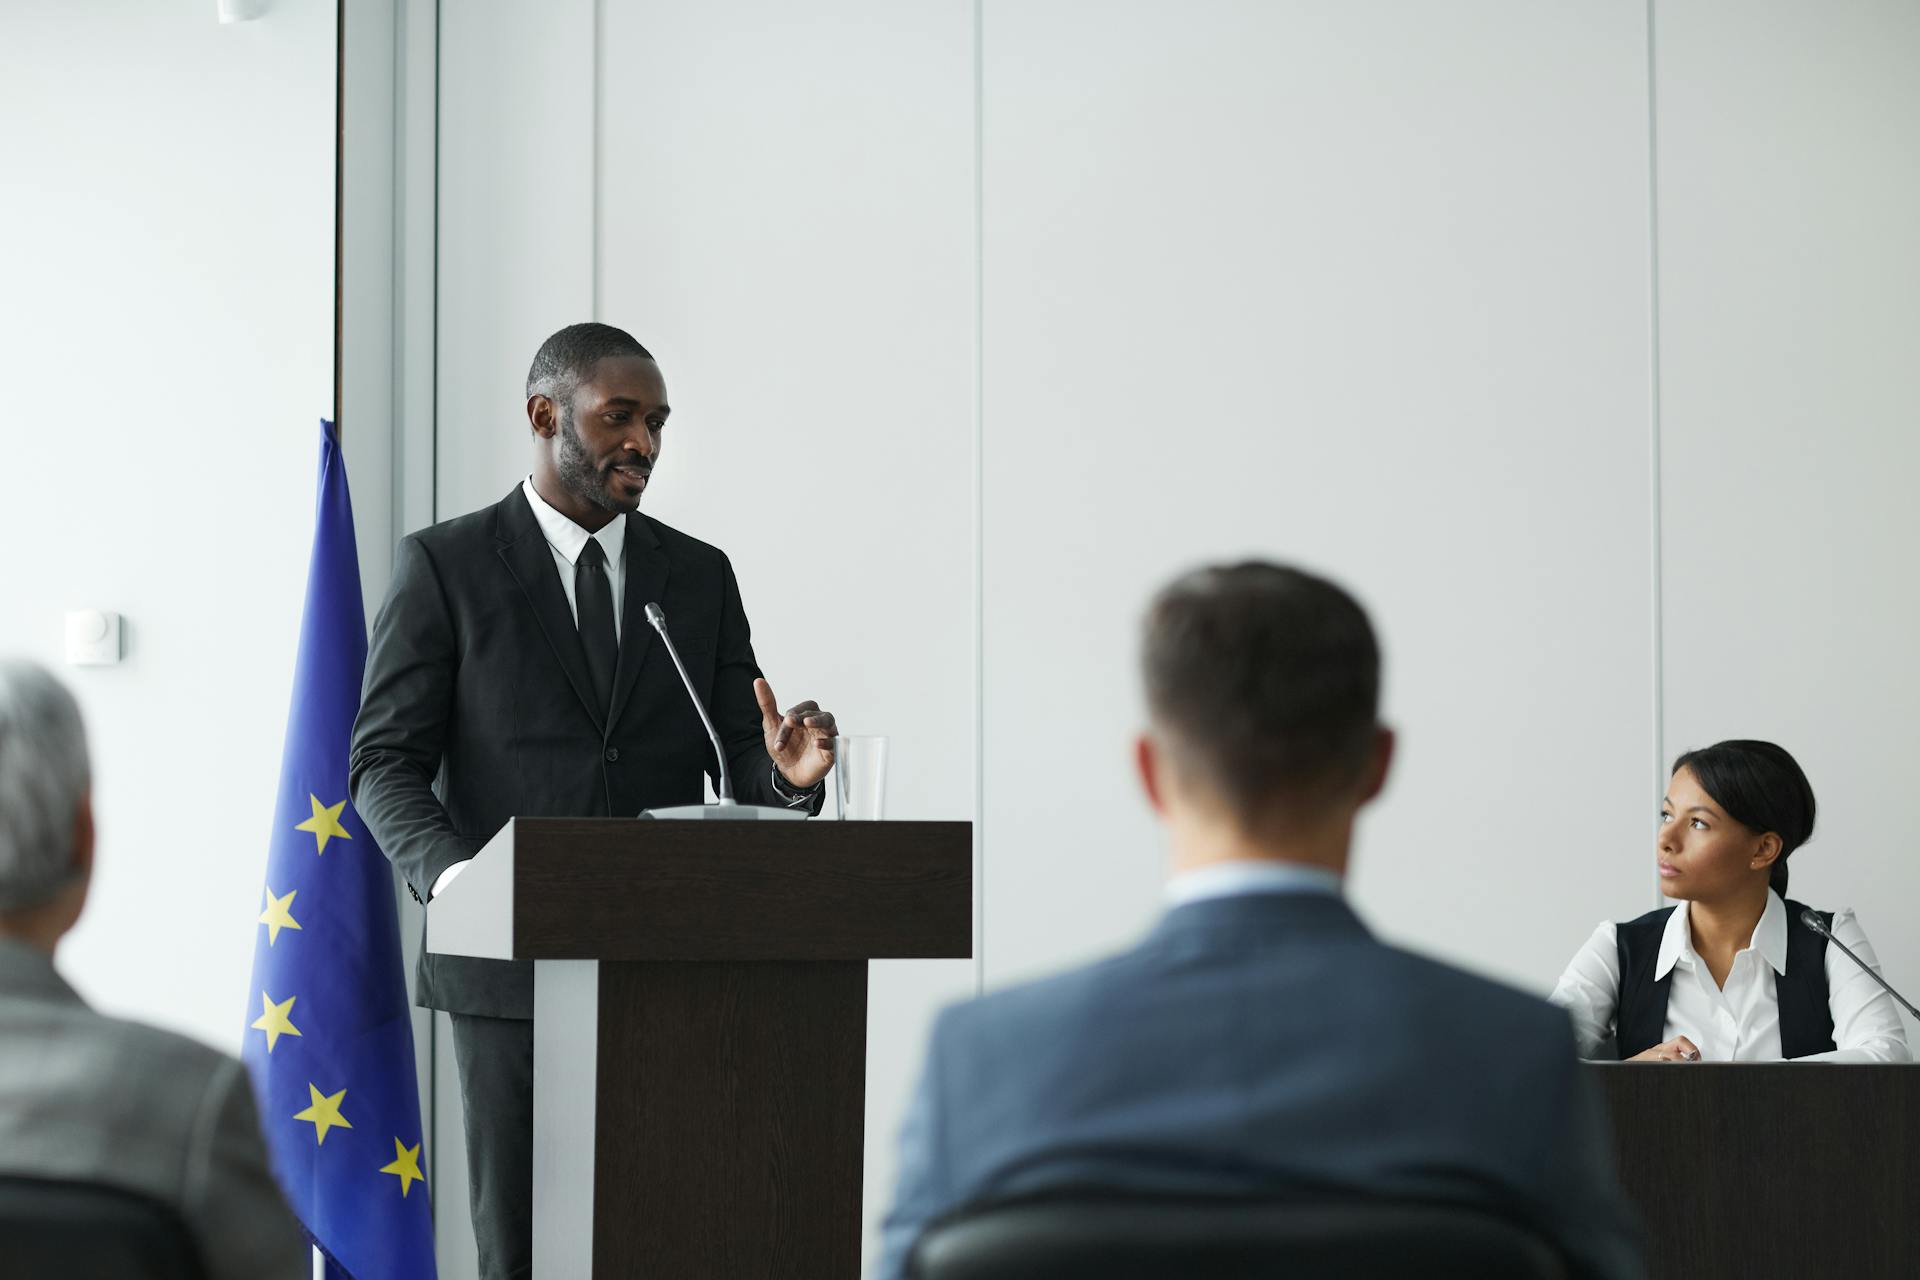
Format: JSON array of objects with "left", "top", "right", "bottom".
[
  {"left": 1166, "top": 859, "right": 1344, "bottom": 909},
  {"left": 521, "top": 476, "right": 625, "bottom": 569},
  {"left": 1654, "top": 889, "right": 1789, "bottom": 979}
]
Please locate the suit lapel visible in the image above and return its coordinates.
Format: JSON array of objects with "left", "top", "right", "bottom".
[
  {"left": 609, "top": 515, "right": 669, "bottom": 729},
  {"left": 494, "top": 488, "right": 606, "bottom": 734}
]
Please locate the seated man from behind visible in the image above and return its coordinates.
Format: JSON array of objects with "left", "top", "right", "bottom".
[
  {"left": 878, "top": 563, "right": 1644, "bottom": 1280},
  {"left": 0, "top": 660, "right": 307, "bottom": 1279}
]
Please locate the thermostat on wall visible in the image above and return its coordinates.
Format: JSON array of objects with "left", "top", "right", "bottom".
[{"left": 65, "top": 610, "right": 123, "bottom": 666}]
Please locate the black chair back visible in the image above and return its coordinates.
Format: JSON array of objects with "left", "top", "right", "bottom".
[
  {"left": 0, "top": 1175, "right": 205, "bottom": 1280},
  {"left": 909, "top": 1195, "right": 1571, "bottom": 1280}
]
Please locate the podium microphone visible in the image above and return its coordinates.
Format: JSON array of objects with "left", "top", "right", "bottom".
[
  {"left": 1800, "top": 908, "right": 1920, "bottom": 1020},
  {"left": 638, "top": 602, "right": 805, "bottom": 822},
  {"left": 645, "top": 601, "right": 734, "bottom": 804}
]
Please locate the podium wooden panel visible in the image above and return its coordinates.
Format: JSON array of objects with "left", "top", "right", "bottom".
[
  {"left": 428, "top": 817, "right": 972, "bottom": 1277},
  {"left": 1588, "top": 1063, "right": 1920, "bottom": 1280}
]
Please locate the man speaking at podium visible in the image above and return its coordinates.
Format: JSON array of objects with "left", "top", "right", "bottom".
[{"left": 350, "top": 323, "right": 837, "bottom": 1279}]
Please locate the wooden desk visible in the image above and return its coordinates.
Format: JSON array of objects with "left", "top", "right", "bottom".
[{"left": 1588, "top": 1063, "right": 1920, "bottom": 1279}]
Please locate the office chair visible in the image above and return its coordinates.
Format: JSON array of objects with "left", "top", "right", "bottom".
[
  {"left": 910, "top": 1193, "right": 1571, "bottom": 1280},
  {"left": 0, "top": 1175, "right": 205, "bottom": 1280}
]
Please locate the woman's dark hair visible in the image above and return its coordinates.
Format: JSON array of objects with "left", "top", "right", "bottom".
[{"left": 1671, "top": 740, "right": 1816, "bottom": 898}]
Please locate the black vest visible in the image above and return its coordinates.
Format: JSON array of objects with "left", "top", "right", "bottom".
[{"left": 1613, "top": 898, "right": 1835, "bottom": 1059}]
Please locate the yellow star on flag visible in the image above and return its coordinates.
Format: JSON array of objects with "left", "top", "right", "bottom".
[
  {"left": 294, "top": 1083, "right": 353, "bottom": 1145},
  {"left": 258, "top": 886, "right": 302, "bottom": 945},
  {"left": 295, "top": 794, "right": 352, "bottom": 855},
  {"left": 250, "top": 991, "right": 302, "bottom": 1053},
  {"left": 379, "top": 1137, "right": 426, "bottom": 1197}
]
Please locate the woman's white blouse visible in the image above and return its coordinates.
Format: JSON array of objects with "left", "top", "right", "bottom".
[{"left": 1550, "top": 891, "right": 1912, "bottom": 1063}]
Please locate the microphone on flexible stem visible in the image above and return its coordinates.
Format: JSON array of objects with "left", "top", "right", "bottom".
[
  {"left": 1800, "top": 908, "right": 1920, "bottom": 1021},
  {"left": 636, "top": 602, "right": 806, "bottom": 822},
  {"left": 645, "top": 601, "right": 733, "bottom": 804}
]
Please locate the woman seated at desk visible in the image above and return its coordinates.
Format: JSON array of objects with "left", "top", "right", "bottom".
[{"left": 1552, "top": 739, "right": 1910, "bottom": 1063}]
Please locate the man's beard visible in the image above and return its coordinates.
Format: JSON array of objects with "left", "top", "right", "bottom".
[{"left": 555, "top": 407, "right": 642, "bottom": 513}]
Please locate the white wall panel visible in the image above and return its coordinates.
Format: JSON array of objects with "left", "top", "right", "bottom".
[
  {"left": 596, "top": 3, "right": 977, "bottom": 1268},
  {"left": 1656, "top": 0, "right": 1920, "bottom": 1041},
  {"left": 0, "top": 0, "right": 335, "bottom": 1052},
  {"left": 436, "top": 0, "right": 596, "bottom": 518},
  {"left": 981, "top": 0, "right": 1657, "bottom": 996}
]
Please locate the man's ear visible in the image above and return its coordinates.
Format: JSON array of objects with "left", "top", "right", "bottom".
[
  {"left": 1358, "top": 725, "right": 1395, "bottom": 805},
  {"left": 527, "top": 394, "right": 559, "bottom": 438},
  {"left": 72, "top": 790, "right": 95, "bottom": 878},
  {"left": 1135, "top": 732, "right": 1169, "bottom": 817}
]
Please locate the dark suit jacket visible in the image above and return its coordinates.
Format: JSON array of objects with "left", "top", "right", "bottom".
[
  {"left": 878, "top": 891, "right": 1645, "bottom": 1280},
  {"left": 350, "top": 486, "right": 818, "bottom": 1018}
]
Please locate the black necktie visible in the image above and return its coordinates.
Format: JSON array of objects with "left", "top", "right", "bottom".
[{"left": 575, "top": 538, "right": 618, "bottom": 717}]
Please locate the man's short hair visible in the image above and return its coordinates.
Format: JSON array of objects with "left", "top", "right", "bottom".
[
  {"left": 1142, "top": 562, "right": 1381, "bottom": 830},
  {"left": 0, "top": 661, "right": 91, "bottom": 913},
  {"left": 524, "top": 322, "right": 655, "bottom": 407}
]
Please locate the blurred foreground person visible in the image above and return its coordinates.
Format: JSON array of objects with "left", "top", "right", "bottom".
[
  {"left": 0, "top": 660, "right": 307, "bottom": 1279},
  {"left": 878, "top": 563, "right": 1644, "bottom": 1280}
]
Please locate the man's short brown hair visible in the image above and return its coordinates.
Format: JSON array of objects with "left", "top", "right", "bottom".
[{"left": 1142, "top": 562, "right": 1381, "bottom": 830}]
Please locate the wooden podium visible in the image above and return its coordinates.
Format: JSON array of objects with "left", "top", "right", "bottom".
[
  {"left": 427, "top": 817, "right": 972, "bottom": 1277},
  {"left": 1589, "top": 1062, "right": 1920, "bottom": 1279}
]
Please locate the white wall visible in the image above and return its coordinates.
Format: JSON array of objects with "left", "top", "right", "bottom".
[
  {"left": 982, "top": 0, "right": 1658, "bottom": 993},
  {"left": 1655, "top": 0, "right": 1920, "bottom": 1042},
  {"left": 0, "top": 0, "right": 340, "bottom": 1053}
]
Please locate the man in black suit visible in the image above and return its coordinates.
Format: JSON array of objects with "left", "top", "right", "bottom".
[{"left": 349, "top": 323, "right": 837, "bottom": 1279}]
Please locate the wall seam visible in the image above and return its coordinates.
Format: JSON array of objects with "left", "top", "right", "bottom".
[
  {"left": 333, "top": 0, "right": 346, "bottom": 427},
  {"left": 1645, "top": 0, "right": 1668, "bottom": 910},
  {"left": 971, "top": 0, "right": 986, "bottom": 998},
  {"left": 428, "top": 0, "right": 444, "bottom": 1210},
  {"left": 591, "top": 0, "right": 604, "bottom": 322},
  {"left": 388, "top": 0, "right": 406, "bottom": 569}
]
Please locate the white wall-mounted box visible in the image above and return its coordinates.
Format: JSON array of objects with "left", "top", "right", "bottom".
[{"left": 65, "top": 610, "right": 123, "bottom": 666}]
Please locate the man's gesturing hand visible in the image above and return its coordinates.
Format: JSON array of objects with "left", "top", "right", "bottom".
[{"left": 755, "top": 678, "right": 837, "bottom": 789}]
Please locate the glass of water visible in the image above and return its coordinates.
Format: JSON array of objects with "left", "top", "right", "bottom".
[{"left": 834, "top": 735, "right": 889, "bottom": 820}]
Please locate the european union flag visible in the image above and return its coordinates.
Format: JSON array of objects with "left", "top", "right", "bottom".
[{"left": 243, "top": 420, "right": 437, "bottom": 1279}]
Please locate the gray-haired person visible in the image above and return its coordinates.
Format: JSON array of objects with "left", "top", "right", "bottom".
[{"left": 0, "top": 660, "right": 307, "bottom": 1279}]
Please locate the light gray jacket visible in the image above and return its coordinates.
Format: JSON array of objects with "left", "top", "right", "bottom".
[{"left": 0, "top": 938, "right": 308, "bottom": 1279}]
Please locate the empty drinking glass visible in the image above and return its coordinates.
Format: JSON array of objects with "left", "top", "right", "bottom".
[{"left": 833, "top": 735, "right": 889, "bottom": 820}]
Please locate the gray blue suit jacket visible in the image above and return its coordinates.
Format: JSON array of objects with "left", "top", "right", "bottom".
[
  {"left": 0, "top": 938, "right": 308, "bottom": 1280},
  {"left": 878, "top": 890, "right": 1644, "bottom": 1280}
]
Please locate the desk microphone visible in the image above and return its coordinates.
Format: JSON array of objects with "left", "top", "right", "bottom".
[
  {"left": 638, "top": 602, "right": 805, "bottom": 823},
  {"left": 645, "top": 601, "right": 733, "bottom": 804},
  {"left": 1800, "top": 908, "right": 1920, "bottom": 1020}
]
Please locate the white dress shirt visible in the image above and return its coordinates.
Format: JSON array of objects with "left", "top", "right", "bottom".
[
  {"left": 430, "top": 480, "right": 629, "bottom": 900},
  {"left": 520, "top": 476, "right": 628, "bottom": 639},
  {"left": 1550, "top": 890, "right": 1911, "bottom": 1063},
  {"left": 1166, "top": 859, "right": 1344, "bottom": 907}
]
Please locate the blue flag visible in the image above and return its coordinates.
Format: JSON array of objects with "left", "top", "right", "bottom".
[{"left": 243, "top": 420, "right": 437, "bottom": 1279}]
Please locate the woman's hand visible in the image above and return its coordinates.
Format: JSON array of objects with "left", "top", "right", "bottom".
[{"left": 1629, "top": 1035, "right": 1701, "bottom": 1063}]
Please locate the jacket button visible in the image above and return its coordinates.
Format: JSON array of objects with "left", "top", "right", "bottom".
[{"left": 604, "top": 746, "right": 620, "bottom": 763}]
